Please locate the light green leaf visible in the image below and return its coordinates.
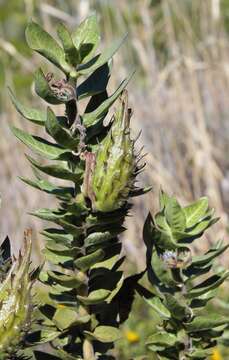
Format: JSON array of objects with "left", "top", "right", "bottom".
[
  {"left": 53, "top": 308, "right": 90, "bottom": 330},
  {"left": 12, "top": 127, "right": 70, "bottom": 160},
  {"left": 77, "top": 289, "right": 111, "bottom": 305},
  {"left": 74, "top": 249, "right": 105, "bottom": 271},
  {"left": 185, "top": 314, "right": 229, "bottom": 332},
  {"left": 8, "top": 87, "right": 46, "bottom": 125},
  {"left": 165, "top": 197, "right": 186, "bottom": 232},
  {"left": 85, "top": 325, "right": 121, "bottom": 343},
  {"left": 57, "top": 23, "right": 79, "bottom": 66},
  {"left": 184, "top": 197, "right": 209, "bottom": 228},
  {"left": 144, "top": 297, "right": 171, "bottom": 319},
  {"left": 25, "top": 21, "right": 71, "bottom": 73},
  {"left": 72, "top": 15, "right": 100, "bottom": 64},
  {"left": 191, "top": 243, "right": 229, "bottom": 267},
  {"left": 83, "top": 72, "right": 133, "bottom": 127},
  {"left": 187, "top": 271, "right": 229, "bottom": 299},
  {"left": 41, "top": 229, "right": 73, "bottom": 245},
  {"left": 77, "top": 34, "right": 127, "bottom": 75},
  {"left": 146, "top": 332, "right": 177, "bottom": 346}
]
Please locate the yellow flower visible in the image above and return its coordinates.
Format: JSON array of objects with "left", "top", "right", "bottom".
[
  {"left": 125, "top": 330, "right": 140, "bottom": 343},
  {"left": 211, "top": 348, "right": 222, "bottom": 360}
]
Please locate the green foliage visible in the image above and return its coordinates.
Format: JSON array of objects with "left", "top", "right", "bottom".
[
  {"left": 142, "top": 191, "right": 229, "bottom": 359},
  {"left": 7, "top": 10, "right": 229, "bottom": 360},
  {"left": 12, "top": 15, "right": 146, "bottom": 359}
]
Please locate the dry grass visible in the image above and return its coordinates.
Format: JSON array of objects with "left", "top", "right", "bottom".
[{"left": 0, "top": 0, "right": 228, "bottom": 268}]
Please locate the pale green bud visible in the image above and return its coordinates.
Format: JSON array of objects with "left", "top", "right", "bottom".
[{"left": 87, "top": 90, "right": 136, "bottom": 212}]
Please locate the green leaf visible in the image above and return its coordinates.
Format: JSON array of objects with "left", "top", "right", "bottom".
[
  {"left": 77, "top": 34, "right": 127, "bottom": 75},
  {"left": 159, "top": 189, "right": 171, "bottom": 210},
  {"left": 45, "top": 107, "right": 79, "bottom": 149},
  {"left": 77, "top": 61, "right": 111, "bottom": 100},
  {"left": 34, "top": 69, "right": 63, "bottom": 105},
  {"left": 186, "top": 271, "right": 229, "bottom": 299},
  {"left": 53, "top": 308, "right": 90, "bottom": 330},
  {"left": 77, "top": 289, "right": 111, "bottom": 305},
  {"left": 184, "top": 197, "right": 209, "bottom": 228},
  {"left": 25, "top": 21, "right": 71, "bottom": 73},
  {"left": 47, "top": 271, "right": 84, "bottom": 289},
  {"left": 165, "top": 197, "right": 186, "bottom": 232},
  {"left": 20, "top": 176, "right": 73, "bottom": 199},
  {"left": 12, "top": 127, "right": 70, "bottom": 160},
  {"left": 186, "top": 217, "right": 219, "bottom": 236},
  {"left": 191, "top": 243, "right": 229, "bottom": 267},
  {"left": 146, "top": 332, "right": 177, "bottom": 347},
  {"left": 8, "top": 87, "right": 46, "bottom": 125},
  {"left": 144, "top": 297, "right": 171, "bottom": 319},
  {"left": 84, "top": 229, "right": 121, "bottom": 249},
  {"left": 188, "top": 348, "right": 214, "bottom": 358},
  {"left": 185, "top": 314, "right": 229, "bottom": 332},
  {"left": 74, "top": 249, "right": 105, "bottom": 271},
  {"left": 72, "top": 15, "right": 100, "bottom": 64},
  {"left": 85, "top": 325, "right": 121, "bottom": 343},
  {"left": 57, "top": 23, "right": 79, "bottom": 66},
  {"left": 164, "top": 294, "right": 190, "bottom": 320},
  {"left": 43, "top": 247, "right": 73, "bottom": 265},
  {"left": 26, "top": 155, "right": 82, "bottom": 182},
  {"left": 41, "top": 229, "right": 73, "bottom": 245},
  {"left": 83, "top": 73, "right": 133, "bottom": 127}
]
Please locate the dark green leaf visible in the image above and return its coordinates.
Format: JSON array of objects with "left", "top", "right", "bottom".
[
  {"left": 8, "top": 87, "right": 46, "bottom": 125},
  {"left": 46, "top": 107, "right": 79, "bottom": 149},
  {"left": 82, "top": 72, "right": 134, "bottom": 127},
  {"left": 77, "top": 35, "right": 127, "bottom": 75},
  {"left": 12, "top": 127, "right": 70, "bottom": 160},
  {"left": 77, "top": 62, "right": 111, "bottom": 100}
]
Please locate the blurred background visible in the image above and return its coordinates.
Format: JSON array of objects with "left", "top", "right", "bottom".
[{"left": 0, "top": 0, "right": 229, "bottom": 358}]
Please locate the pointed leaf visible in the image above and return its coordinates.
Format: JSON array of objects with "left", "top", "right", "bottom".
[
  {"left": 12, "top": 127, "right": 70, "bottom": 160},
  {"left": 144, "top": 297, "right": 171, "bottom": 319},
  {"left": 72, "top": 15, "right": 100, "bottom": 63},
  {"left": 83, "top": 73, "right": 133, "bottom": 127},
  {"left": 77, "top": 35, "right": 127, "bottom": 75},
  {"left": 185, "top": 314, "right": 229, "bottom": 332},
  {"left": 184, "top": 197, "right": 209, "bottom": 228},
  {"left": 9, "top": 87, "right": 46, "bottom": 125},
  {"left": 46, "top": 107, "right": 79, "bottom": 150},
  {"left": 26, "top": 155, "right": 82, "bottom": 182},
  {"left": 25, "top": 21, "right": 71, "bottom": 73},
  {"left": 165, "top": 197, "right": 186, "bottom": 232},
  {"left": 57, "top": 23, "right": 79, "bottom": 66},
  {"left": 77, "top": 62, "right": 111, "bottom": 100}
]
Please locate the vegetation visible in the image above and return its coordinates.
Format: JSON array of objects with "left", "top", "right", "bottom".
[{"left": 0, "top": 1, "right": 228, "bottom": 359}]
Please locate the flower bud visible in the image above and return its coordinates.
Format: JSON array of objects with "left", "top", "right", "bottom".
[
  {"left": 0, "top": 231, "right": 33, "bottom": 357},
  {"left": 89, "top": 90, "right": 136, "bottom": 212}
]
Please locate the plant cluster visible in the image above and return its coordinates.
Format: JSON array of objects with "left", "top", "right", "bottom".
[{"left": 0, "top": 14, "right": 228, "bottom": 360}]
